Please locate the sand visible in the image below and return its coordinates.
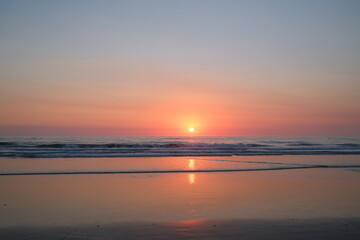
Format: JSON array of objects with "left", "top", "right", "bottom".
[
  {"left": 1, "top": 218, "right": 360, "bottom": 240},
  {"left": 1, "top": 155, "right": 360, "bottom": 239}
]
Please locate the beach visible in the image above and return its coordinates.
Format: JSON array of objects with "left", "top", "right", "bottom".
[
  {"left": 1, "top": 0, "right": 360, "bottom": 238},
  {"left": 1, "top": 154, "right": 360, "bottom": 239},
  {"left": 2, "top": 218, "right": 360, "bottom": 240}
]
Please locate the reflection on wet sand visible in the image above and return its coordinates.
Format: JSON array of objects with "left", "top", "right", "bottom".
[
  {"left": 187, "top": 159, "right": 196, "bottom": 184},
  {"left": 188, "top": 173, "right": 196, "bottom": 184},
  {"left": 1, "top": 166, "right": 360, "bottom": 228}
]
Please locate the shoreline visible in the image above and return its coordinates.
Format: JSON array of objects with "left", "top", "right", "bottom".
[
  {"left": 1, "top": 164, "right": 359, "bottom": 176},
  {"left": 2, "top": 151, "right": 360, "bottom": 159}
]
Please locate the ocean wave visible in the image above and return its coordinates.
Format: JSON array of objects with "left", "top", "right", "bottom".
[
  {"left": 286, "top": 142, "right": 322, "bottom": 146},
  {"left": 0, "top": 137, "right": 359, "bottom": 158},
  {"left": 0, "top": 142, "right": 17, "bottom": 146}
]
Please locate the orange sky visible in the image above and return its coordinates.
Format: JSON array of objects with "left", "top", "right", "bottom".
[{"left": 0, "top": 63, "right": 358, "bottom": 136}]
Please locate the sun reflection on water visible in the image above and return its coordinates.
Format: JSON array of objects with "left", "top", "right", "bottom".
[
  {"left": 188, "top": 159, "right": 195, "bottom": 169},
  {"left": 187, "top": 159, "right": 196, "bottom": 184}
]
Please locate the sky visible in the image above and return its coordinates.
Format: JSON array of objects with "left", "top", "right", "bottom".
[{"left": 0, "top": 0, "right": 359, "bottom": 136}]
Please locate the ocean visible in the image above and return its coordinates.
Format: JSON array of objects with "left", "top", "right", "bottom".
[{"left": 1, "top": 136, "right": 359, "bottom": 158}]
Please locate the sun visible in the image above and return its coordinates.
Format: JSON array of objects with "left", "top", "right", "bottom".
[{"left": 188, "top": 127, "right": 195, "bottom": 133}]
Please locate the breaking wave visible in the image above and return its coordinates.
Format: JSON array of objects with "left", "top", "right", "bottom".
[{"left": 0, "top": 137, "right": 359, "bottom": 158}]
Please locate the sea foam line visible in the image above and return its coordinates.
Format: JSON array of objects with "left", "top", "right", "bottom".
[
  {"left": 194, "top": 158, "right": 313, "bottom": 166},
  {"left": 1, "top": 165, "right": 359, "bottom": 176}
]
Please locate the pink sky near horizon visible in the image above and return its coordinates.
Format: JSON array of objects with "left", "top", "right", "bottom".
[{"left": 1, "top": 63, "right": 358, "bottom": 136}]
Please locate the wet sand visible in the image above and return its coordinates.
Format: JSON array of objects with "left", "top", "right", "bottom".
[
  {"left": 1, "top": 156, "right": 360, "bottom": 239},
  {"left": 1, "top": 218, "right": 360, "bottom": 240}
]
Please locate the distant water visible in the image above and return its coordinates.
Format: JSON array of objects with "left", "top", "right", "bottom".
[{"left": 0, "top": 136, "right": 359, "bottom": 158}]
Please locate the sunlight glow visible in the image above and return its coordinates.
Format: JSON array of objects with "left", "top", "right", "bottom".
[{"left": 189, "top": 127, "right": 195, "bottom": 132}]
